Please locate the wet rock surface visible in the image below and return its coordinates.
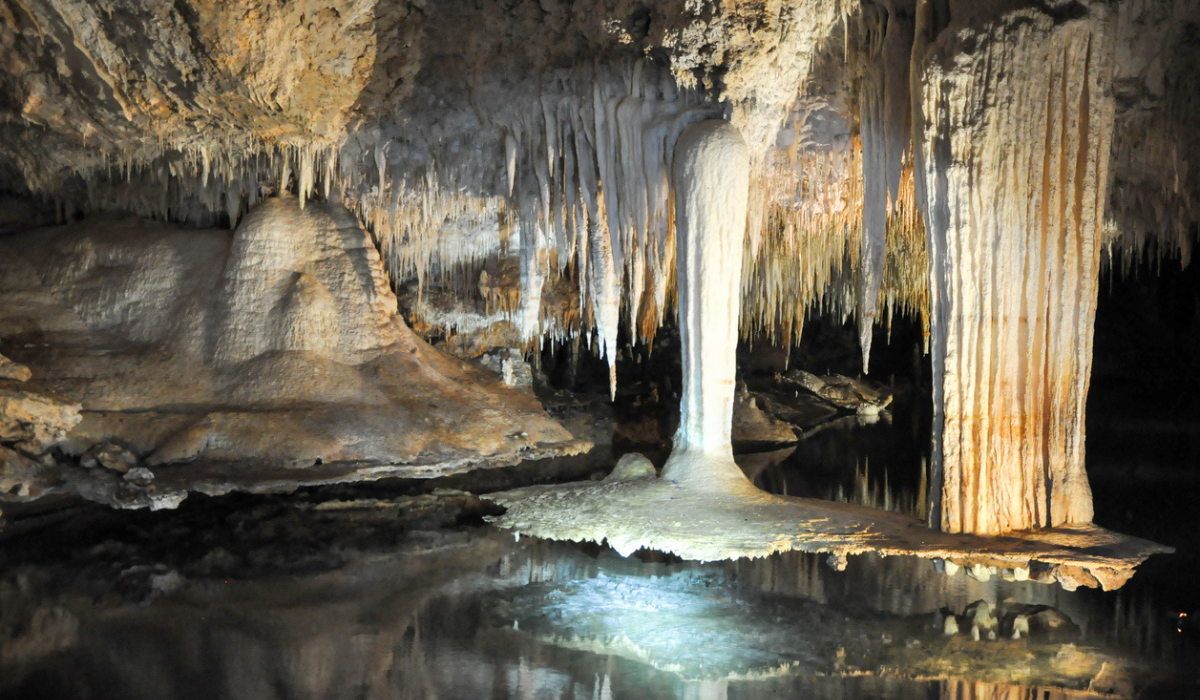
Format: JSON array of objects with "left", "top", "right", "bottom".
[{"left": 0, "top": 392, "right": 1197, "bottom": 700}]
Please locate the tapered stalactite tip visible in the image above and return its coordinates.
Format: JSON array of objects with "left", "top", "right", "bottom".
[{"left": 859, "top": 314, "right": 874, "bottom": 375}]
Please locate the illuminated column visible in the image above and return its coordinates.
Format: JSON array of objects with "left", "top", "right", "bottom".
[
  {"left": 915, "top": 6, "right": 1112, "bottom": 533},
  {"left": 659, "top": 120, "right": 755, "bottom": 492}
]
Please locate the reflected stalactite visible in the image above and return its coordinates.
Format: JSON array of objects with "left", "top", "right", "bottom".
[{"left": 940, "top": 681, "right": 1067, "bottom": 700}]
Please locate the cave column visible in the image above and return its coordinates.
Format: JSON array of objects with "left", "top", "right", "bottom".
[
  {"left": 659, "top": 120, "right": 754, "bottom": 492},
  {"left": 915, "top": 8, "right": 1115, "bottom": 534}
]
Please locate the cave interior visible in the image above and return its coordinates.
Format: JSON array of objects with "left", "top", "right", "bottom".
[{"left": 0, "top": 0, "right": 1199, "bottom": 697}]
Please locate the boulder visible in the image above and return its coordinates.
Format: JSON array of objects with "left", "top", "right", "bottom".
[
  {"left": 731, "top": 385, "right": 797, "bottom": 445},
  {"left": 783, "top": 370, "right": 892, "bottom": 415},
  {"left": 605, "top": 453, "right": 657, "bottom": 482},
  {"left": 0, "top": 199, "right": 584, "bottom": 507},
  {"left": 0, "top": 446, "right": 61, "bottom": 500},
  {"left": 80, "top": 443, "right": 138, "bottom": 474},
  {"left": 0, "top": 384, "right": 81, "bottom": 452}
]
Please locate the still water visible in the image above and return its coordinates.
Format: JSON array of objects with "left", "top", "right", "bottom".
[
  {"left": 1, "top": 491, "right": 1197, "bottom": 700},
  {"left": 1, "top": 383, "right": 1198, "bottom": 699}
]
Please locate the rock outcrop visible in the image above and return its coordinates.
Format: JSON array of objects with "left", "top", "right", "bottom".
[
  {"left": 0, "top": 352, "right": 31, "bottom": 383},
  {"left": 0, "top": 367, "right": 81, "bottom": 499},
  {"left": 0, "top": 196, "right": 584, "bottom": 505},
  {"left": 0, "top": 0, "right": 1195, "bottom": 539}
]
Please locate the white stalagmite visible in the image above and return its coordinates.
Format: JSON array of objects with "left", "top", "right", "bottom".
[
  {"left": 659, "top": 121, "right": 755, "bottom": 492},
  {"left": 916, "top": 7, "right": 1113, "bottom": 535}
]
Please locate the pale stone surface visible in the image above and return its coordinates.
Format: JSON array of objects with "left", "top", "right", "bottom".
[
  {"left": 0, "top": 197, "right": 586, "bottom": 504},
  {"left": 0, "top": 383, "right": 81, "bottom": 451},
  {"left": 604, "top": 453, "right": 656, "bottom": 483},
  {"left": 660, "top": 120, "right": 755, "bottom": 492},
  {"left": 731, "top": 393, "right": 797, "bottom": 445},
  {"left": 0, "top": 353, "right": 31, "bottom": 383}
]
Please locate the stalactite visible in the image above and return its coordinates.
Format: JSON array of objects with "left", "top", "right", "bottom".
[
  {"left": 741, "top": 127, "right": 928, "bottom": 352},
  {"left": 590, "top": 184, "right": 620, "bottom": 399},
  {"left": 21, "top": 49, "right": 939, "bottom": 402},
  {"left": 517, "top": 203, "right": 547, "bottom": 344},
  {"left": 857, "top": 1, "right": 915, "bottom": 373},
  {"left": 1103, "top": 0, "right": 1200, "bottom": 273}
]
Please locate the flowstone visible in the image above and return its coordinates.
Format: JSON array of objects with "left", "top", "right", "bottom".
[{"left": 0, "top": 197, "right": 587, "bottom": 508}]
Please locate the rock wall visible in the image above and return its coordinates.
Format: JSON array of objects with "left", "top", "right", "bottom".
[
  {"left": 0, "top": 0, "right": 1197, "bottom": 530},
  {"left": 0, "top": 196, "right": 582, "bottom": 503}
]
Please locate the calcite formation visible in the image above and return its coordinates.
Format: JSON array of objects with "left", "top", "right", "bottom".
[
  {"left": 915, "top": 6, "right": 1112, "bottom": 534},
  {"left": 486, "top": 118, "right": 1168, "bottom": 587},
  {"left": 659, "top": 120, "right": 756, "bottom": 492}
]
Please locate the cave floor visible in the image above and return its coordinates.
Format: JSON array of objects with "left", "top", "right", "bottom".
[
  {"left": 50, "top": 437, "right": 593, "bottom": 512},
  {"left": 485, "top": 477, "right": 1172, "bottom": 591}
]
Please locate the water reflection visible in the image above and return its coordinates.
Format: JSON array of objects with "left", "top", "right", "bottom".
[{"left": 1, "top": 526, "right": 1194, "bottom": 700}]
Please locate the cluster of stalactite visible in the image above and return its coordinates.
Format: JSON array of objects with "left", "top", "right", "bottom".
[
  {"left": 1103, "top": 0, "right": 1200, "bottom": 273},
  {"left": 51, "top": 140, "right": 339, "bottom": 229},
  {"left": 741, "top": 133, "right": 929, "bottom": 355},
  {"left": 14, "top": 0, "right": 1195, "bottom": 413}
]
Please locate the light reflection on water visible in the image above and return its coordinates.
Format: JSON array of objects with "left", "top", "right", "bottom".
[
  {"left": 2, "top": 391, "right": 1197, "bottom": 698},
  {"left": 1, "top": 529, "right": 1195, "bottom": 700}
]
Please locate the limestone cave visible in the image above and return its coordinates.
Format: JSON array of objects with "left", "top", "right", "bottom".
[{"left": 0, "top": 0, "right": 1198, "bottom": 697}]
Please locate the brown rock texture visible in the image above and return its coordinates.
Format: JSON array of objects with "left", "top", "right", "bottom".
[
  {"left": 0, "top": 0, "right": 1195, "bottom": 537},
  {"left": 0, "top": 383, "right": 81, "bottom": 451},
  {"left": 0, "top": 445, "right": 59, "bottom": 499},
  {"left": 0, "top": 352, "right": 31, "bottom": 382}
]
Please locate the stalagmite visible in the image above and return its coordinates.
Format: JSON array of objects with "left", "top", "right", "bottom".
[
  {"left": 916, "top": 7, "right": 1112, "bottom": 535},
  {"left": 658, "top": 120, "right": 754, "bottom": 492}
]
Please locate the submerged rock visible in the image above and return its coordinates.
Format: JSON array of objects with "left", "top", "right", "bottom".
[
  {"left": 783, "top": 370, "right": 893, "bottom": 416},
  {"left": 81, "top": 443, "right": 138, "bottom": 474}
]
